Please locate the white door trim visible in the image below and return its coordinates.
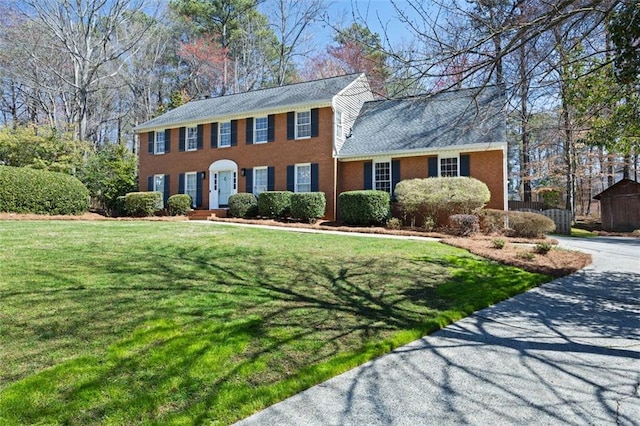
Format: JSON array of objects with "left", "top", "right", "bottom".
[{"left": 209, "top": 159, "right": 238, "bottom": 209}]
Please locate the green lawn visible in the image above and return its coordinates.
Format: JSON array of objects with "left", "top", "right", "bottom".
[{"left": 0, "top": 221, "right": 550, "bottom": 425}]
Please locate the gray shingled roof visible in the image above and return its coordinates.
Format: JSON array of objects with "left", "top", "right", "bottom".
[
  {"left": 338, "top": 86, "right": 506, "bottom": 157},
  {"left": 135, "top": 74, "right": 363, "bottom": 131}
]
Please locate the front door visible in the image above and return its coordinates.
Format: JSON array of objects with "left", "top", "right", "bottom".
[{"left": 218, "top": 170, "right": 233, "bottom": 206}]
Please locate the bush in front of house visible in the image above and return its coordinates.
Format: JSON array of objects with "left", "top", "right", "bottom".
[
  {"left": 449, "top": 214, "right": 480, "bottom": 236},
  {"left": 124, "top": 191, "right": 163, "bottom": 217},
  {"left": 507, "top": 211, "right": 556, "bottom": 238},
  {"left": 0, "top": 165, "right": 89, "bottom": 215},
  {"left": 167, "top": 194, "right": 192, "bottom": 216},
  {"left": 477, "top": 208, "right": 508, "bottom": 234},
  {"left": 395, "top": 177, "right": 490, "bottom": 226},
  {"left": 258, "top": 191, "right": 292, "bottom": 218},
  {"left": 339, "top": 190, "right": 390, "bottom": 226},
  {"left": 290, "top": 192, "right": 326, "bottom": 223},
  {"left": 228, "top": 193, "right": 258, "bottom": 218}
]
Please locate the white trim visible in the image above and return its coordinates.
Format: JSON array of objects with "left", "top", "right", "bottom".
[
  {"left": 337, "top": 142, "right": 507, "bottom": 162},
  {"left": 295, "top": 110, "right": 312, "bottom": 139},
  {"left": 184, "top": 171, "right": 198, "bottom": 207},
  {"left": 218, "top": 121, "right": 231, "bottom": 148},
  {"left": 253, "top": 166, "right": 268, "bottom": 195},
  {"left": 294, "top": 162, "right": 312, "bottom": 193},
  {"left": 438, "top": 155, "right": 460, "bottom": 178},
  {"left": 208, "top": 159, "right": 238, "bottom": 209},
  {"left": 373, "top": 158, "right": 392, "bottom": 193},
  {"left": 154, "top": 131, "right": 165, "bottom": 155},
  {"left": 334, "top": 73, "right": 367, "bottom": 98},
  {"left": 186, "top": 126, "right": 198, "bottom": 151},
  {"left": 153, "top": 174, "right": 165, "bottom": 192},
  {"left": 335, "top": 109, "right": 343, "bottom": 139},
  {"left": 254, "top": 116, "right": 268, "bottom": 144}
]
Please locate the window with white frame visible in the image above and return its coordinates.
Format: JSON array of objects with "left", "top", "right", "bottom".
[
  {"left": 335, "top": 110, "right": 343, "bottom": 138},
  {"left": 153, "top": 174, "right": 165, "bottom": 192},
  {"left": 154, "top": 131, "right": 165, "bottom": 154},
  {"left": 295, "top": 163, "right": 311, "bottom": 192},
  {"left": 296, "top": 111, "right": 311, "bottom": 139},
  {"left": 186, "top": 127, "right": 198, "bottom": 151},
  {"left": 219, "top": 121, "right": 231, "bottom": 147},
  {"left": 440, "top": 157, "right": 459, "bottom": 177},
  {"left": 253, "top": 167, "right": 268, "bottom": 195},
  {"left": 374, "top": 161, "right": 391, "bottom": 193},
  {"left": 185, "top": 172, "right": 197, "bottom": 206},
  {"left": 254, "top": 117, "right": 268, "bottom": 143}
]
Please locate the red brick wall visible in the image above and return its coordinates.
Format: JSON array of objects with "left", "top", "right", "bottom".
[{"left": 139, "top": 107, "right": 338, "bottom": 218}]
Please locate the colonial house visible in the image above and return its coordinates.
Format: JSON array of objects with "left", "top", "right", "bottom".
[{"left": 135, "top": 74, "right": 507, "bottom": 220}]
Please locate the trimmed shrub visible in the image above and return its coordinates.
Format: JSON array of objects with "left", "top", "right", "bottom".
[
  {"left": 258, "top": 191, "right": 292, "bottom": 218},
  {"left": 395, "top": 177, "right": 490, "bottom": 226},
  {"left": 386, "top": 217, "right": 402, "bottom": 229},
  {"left": 229, "top": 193, "right": 258, "bottom": 218},
  {"left": 449, "top": 214, "right": 480, "bottom": 236},
  {"left": 290, "top": 192, "right": 326, "bottom": 223},
  {"left": 507, "top": 211, "right": 556, "bottom": 238},
  {"left": 124, "top": 192, "right": 162, "bottom": 217},
  {"left": 168, "top": 194, "right": 192, "bottom": 216},
  {"left": 477, "top": 208, "right": 507, "bottom": 234},
  {"left": 0, "top": 165, "right": 89, "bottom": 215},
  {"left": 339, "top": 190, "right": 390, "bottom": 226},
  {"left": 533, "top": 242, "right": 553, "bottom": 255}
]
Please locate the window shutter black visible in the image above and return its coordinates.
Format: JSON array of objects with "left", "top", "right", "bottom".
[
  {"left": 311, "top": 163, "right": 319, "bottom": 191},
  {"left": 311, "top": 108, "right": 319, "bottom": 137},
  {"left": 178, "top": 173, "right": 185, "bottom": 193},
  {"left": 179, "top": 127, "right": 186, "bottom": 151},
  {"left": 460, "top": 154, "right": 470, "bottom": 176},
  {"left": 286, "top": 165, "right": 295, "bottom": 191},
  {"left": 147, "top": 176, "right": 153, "bottom": 191},
  {"left": 287, "top": 112, "right": 295, "bottom": 140},
  {"left": 196, "top": 172, "right": 204, "bottom": 207},
  {"left": 230, "top": 120, "right": 238, "bottom": 146},
  {"left": 163, "top": 175, "right": 170, "bottom": 204},
  {"left": 364, "top": 161, "right": 373, "bottom": 190},
  {"left": 428, "top": 157, "right": 438, "bottom": 177},
  {"left": 245, "top": 168, "right": 253, "bottom": 193},
  {"left": 164, "top": 129, "right": 171, "bottom": 153},
  {"left": 147, "top": 132, "right": 154, "bottom": 154},
  {"left": 267, "top": 115, "right": 275, "bottom": 142},
  {"left": 211, "top": 123, "right": 218, "bottom": 148},
  {"left": 267, "top": 166, "right": 275, "bottom": 190},
  {"left": 197, "top": 124, "right": 204, "bottom": 150},
  {"left": 246, "top": 117, "right": 253, "bottom": 144},
  {"left": 392, "top": 159, "right": 401, "bottom": 196}
]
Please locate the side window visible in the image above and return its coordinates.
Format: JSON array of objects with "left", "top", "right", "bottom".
[
  {"left": 440, "top": 157, "right": 459, "bottom": 177},
  {"left": 374, "top": 161, "right": 391, "bottom": 193},
  {"left": 335, "top": 110, "right": 343, "bottom": 138}
]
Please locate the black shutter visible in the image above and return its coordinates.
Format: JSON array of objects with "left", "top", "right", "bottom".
[
  {"left": 287, "top": 112, "right": 295, "bottom": 140},
  {"left": 428, "top": 157, "right": 438, "bottom": 177},
  {"left": 196, "top": 172, "right": 204, "bottom": 207},
  {"left": 164, "top": 129, "right": 171, "bottom": 153},
  {"left": 211, "top": 123, "right": 218, "bottom": 148},
  {"left": 267, "top": 115, "right": 275, "bottom": 142},
  {"left": 392, "top": 159, "right": 401, "bottom": 196},
  {"left": 245, "top": 168, "right": 253, "bottom": 193},
  {"left": 311, "top": 108, "right": 319, "bottom": 137},
  {"left": 178, "top": 173, "right": 185, "bottom": 193},
  {"left": 179, "top": 127, "right": 186, "bottom": 151},
  {"left": 163, "top": 175, "right": 170, "bottom": 204},
  {"left": 460, "top": 154, "right": 470, "bottom": 176},
  {"left": 311, "top": 163, "right": 319, "bottom": 192},
  {"left": 147, "top": 176, "right": 153, "bottom": 191},
  {"left": 364, "top": 161, "right": 373, "bottom": 190},
  {"left": 246, "top": 117, "right": 253, "bottom": 144},
  {"left": 147, "top": 132, "right": 154, "bottom": 154},
  {"left": 230, "top": 120, "right": 238, "bottom": 146},
  {"left": 286, "top": 165, "right": 295, "bottom": 192},
  {"left": 267, "top": 166, "right": 275, "bottom": 190},
  {"left": 197, "top": 124, "right": 204, "bottom": 150}
]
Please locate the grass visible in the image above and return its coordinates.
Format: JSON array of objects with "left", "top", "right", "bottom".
[
  {"left": 570, "top": 227, "right": 599, "bottom": 238},
  {"left": 0, "top": 221, "right": 551, "bottom": 425}
]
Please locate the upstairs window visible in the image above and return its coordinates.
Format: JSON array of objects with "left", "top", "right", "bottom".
[
  {"left": 154, "top": 131, "right": 165, "bottom": 154},
  {"left": 440, "top": 157, "right": 458, "bottom": 177},
  {"left": 296, "top": 111, "right": 311, "bottom": 139},
  {"left": 374, "top": 161, "right": 391, "bottom": 193},
  {"left": 219, "top": 122, "right": 231, "bottom": 147},
  {"left": 335, "top": 110, "right": 343, "bottom": 138},
  {"left": 295, "top": 163, "right": 311, "bottom": 192},
  {"left": 254, "top": 117, "right": 268, "bottom": 144},
  {"left": 186, "top": 127, "right": 198, "bottom": 151}
]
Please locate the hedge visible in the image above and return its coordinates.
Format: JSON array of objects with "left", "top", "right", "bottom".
[
  {"left": 0, "top": 165, "right": 89, "bottom": 215},
  {"left": 258, "top": 191, "right": 292, "bottom": 218},
  {"left": 339, "top": 190, "right": 390, "bottom": 226},
  {"left": 167, "top": 194, "right": 192, "bottom": 216},
  {"left": 290, "top": 192, "right": 326, "bottom": 222},
  {"left": 228, "top": 193, "right": 258, "bottom": 218},
  {"left": 124, "top": 192, "right": 163, "bottom": 217},
  {"left": 477, "top": 208, "right": 556, "bottom": 238}
]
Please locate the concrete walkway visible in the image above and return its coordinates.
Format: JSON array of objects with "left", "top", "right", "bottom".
[{"left": 236, "top": 236, "right": 640, "bottom": 425}]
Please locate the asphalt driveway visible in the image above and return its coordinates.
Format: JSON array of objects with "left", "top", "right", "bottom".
[{"left": 237, "top": 236, "right": 640, "bottom": 425}]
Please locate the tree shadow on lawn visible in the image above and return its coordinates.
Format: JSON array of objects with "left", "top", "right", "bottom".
[{"left": 0, "top": 241, "right": 550, "bottom": 424}]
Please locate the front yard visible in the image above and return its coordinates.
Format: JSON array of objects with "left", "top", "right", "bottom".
[{"left": 0, "top": 221, "right": 551, "bottom": 425}]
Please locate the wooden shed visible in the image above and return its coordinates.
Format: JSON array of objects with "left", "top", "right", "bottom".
[{"left": 593, "top": 179, "right": 640, "bottom": 232}]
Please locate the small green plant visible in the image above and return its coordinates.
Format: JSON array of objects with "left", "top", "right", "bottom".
[
  {"left": 228, "top": 193, "right": 258, "bottom": 218},
  {"left": 491, "top": 238, "right": 506, "bottom": 249},
  {"left": 516, "top": 251, "right": 536, "bottom": 261},
  {"left": 124, "top": 191, "right": 162, "bottom": 217},
  {"left": 386, "top": 217, "right": 402, "bottom": 229},
  {"left": 533, "top": 242, "right": 553, "bottom": 255},
  {"left": 167, "top": 194, "right": 192, "bottom": 216},
  {"left": 423, "top": 216, "right": 435, "bottom": 232}
]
